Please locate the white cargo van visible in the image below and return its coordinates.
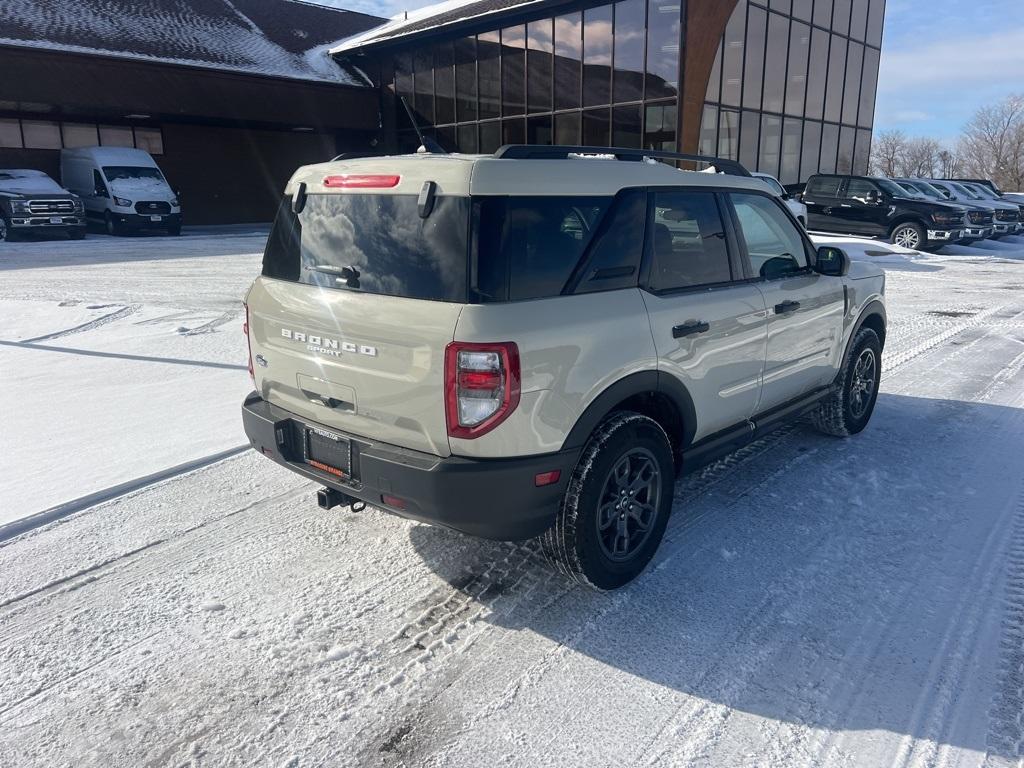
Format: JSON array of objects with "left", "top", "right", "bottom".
[{"left": 61, "top": 147, "right": 181, "bottom": 236}]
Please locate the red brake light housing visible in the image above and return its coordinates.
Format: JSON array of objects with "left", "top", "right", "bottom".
[
  {"left": 323, "top": 174, "right": 400, "bottom": 189},
  {"left": 445, "top": 342, "right": 521, "bottom": 439}
]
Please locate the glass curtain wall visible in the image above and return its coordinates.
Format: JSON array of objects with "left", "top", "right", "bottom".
[
  {"left": 700, "top": 0, "right": 884, "bottom": 185},
  {"left": 388, "top": 0, "right": 683, "bottom": 154}
]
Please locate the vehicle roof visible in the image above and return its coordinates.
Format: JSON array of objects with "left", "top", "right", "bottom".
[
  {"left": 61, "top": 146, "right": 159, "bottom": 166},
  {"left": 287, "top": 152, "right": 769, "bottom": 197},
  {"left": 0, "top": 169, "right": 50, "bottom": 178}
]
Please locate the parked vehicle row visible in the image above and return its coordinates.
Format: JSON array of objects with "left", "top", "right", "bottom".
[
  {"left": 801, "top": 173, "right": 1023, "bottom": 251},
  {"left": 0, "top": 146, "right": 180, "bottom": 241}
]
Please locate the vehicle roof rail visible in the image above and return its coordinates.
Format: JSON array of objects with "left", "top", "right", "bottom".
[{"left": 492, "top": 144, "right": 752, "bottom": 177}]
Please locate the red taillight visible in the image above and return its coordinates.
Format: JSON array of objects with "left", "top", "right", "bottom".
[
  {"left": 444, "top": 341, "right": 521, "bottom": 439},
  {"left": 323, "top": 174, "right": 400, "bottom": 189},
  {"left": 243, "top": 302, "right": 254, "bottom": 382}
]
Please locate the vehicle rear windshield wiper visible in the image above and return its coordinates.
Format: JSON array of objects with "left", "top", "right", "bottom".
[{"left": 310, "top": 263, "right": 361, "bottom": 287}]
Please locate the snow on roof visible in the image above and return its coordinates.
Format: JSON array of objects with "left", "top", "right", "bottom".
[
  {"left": 0, "top": 0, "right": 385, "bottom": 85},
  {"left": 330, "top": 0, "right": 544, "bottom": 55}
]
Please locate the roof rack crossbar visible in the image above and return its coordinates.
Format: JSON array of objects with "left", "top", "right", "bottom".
[{"left": 492, "top": 145, "right": 752, "bottom": 177}]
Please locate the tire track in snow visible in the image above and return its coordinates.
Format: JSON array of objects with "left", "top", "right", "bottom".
[
  {"left": 19, "top": 304, "right": 139, "bottom": 343},
  {"left": 985, "top": 491, "right": 1024, "bottom": 766}
]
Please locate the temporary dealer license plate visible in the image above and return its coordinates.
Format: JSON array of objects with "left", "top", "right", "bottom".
[{"left": 305, "top": 428, "right": 351, "bottom": 477}]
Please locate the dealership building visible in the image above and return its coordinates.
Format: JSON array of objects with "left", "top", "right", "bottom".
[
  {"left": 332, "top": 0, "right": 885, "bottom": 185},
  {"left": 0, "top": 0, "right": 885, "bottom": 224},
  {"left": 0, "top": 0, "right": 384, "bottom": 224}
]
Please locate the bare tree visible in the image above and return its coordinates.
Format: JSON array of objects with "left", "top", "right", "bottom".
[
  {"left": 936, "top": 149, "right": 961, "bottom": 179},
  {"left": 958, "top": 94, "right": 1024, "bottom": 190},
  {"left": 896, "top": 137, "right": 942, "bottom": 178},
  {"left": 870, "top": 129, "right": 907, "bottom": 176}
]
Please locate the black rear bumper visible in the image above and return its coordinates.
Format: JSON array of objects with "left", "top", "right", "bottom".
[{"left": 241, "top": 393, "right": 579, "bottom": 541}]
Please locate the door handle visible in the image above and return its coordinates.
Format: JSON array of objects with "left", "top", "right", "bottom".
[
  {"left": 673, "top": 320, "right": 710, "bottom": 339},
  {"left": 775, "top": 300, "right": 801, "bottom": 314}
]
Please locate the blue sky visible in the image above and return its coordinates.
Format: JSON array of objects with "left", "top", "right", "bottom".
[{"left": 327, "top": 0, "right": 1024, "bottom": 143}]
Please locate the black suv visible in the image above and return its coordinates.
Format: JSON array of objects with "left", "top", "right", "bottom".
[{"left": 803, "top": 174, "right": 968, "bottom": 251}]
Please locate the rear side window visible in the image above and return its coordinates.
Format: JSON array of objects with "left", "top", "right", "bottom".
[
  {"left": 261, "top": 194, "right": 470, "bottom": 303},
  {"left": 647, "top": 191, "right": 732, "bottom": 291},
  {"left": 475, "top": 196, "right": 610, "bottom": 301},
  {"left": 806, "top": 176, "right": 843, "bottom": 197},
  {"left": 730, "top": 192, "right": 810, "bottom": 279}
]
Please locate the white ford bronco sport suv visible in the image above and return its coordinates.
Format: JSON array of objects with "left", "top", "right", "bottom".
[{"left": 242, "top": 145, "right": 886, "bottom": 589}]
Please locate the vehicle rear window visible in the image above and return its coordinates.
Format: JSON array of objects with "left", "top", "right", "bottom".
[
  {"left": 261, "top": 194, "right": 471, "bottom": 303},
  {"left": 474, "top": 196, "right": 611, "bottom": 301},
  {"left": 806, "top": 176, "right": 843, "bottom": 196}
]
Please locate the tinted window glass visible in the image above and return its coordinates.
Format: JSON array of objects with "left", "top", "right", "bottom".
[
  {"left": 719, "top": 108, "right": 740, "bottom": 160},
  {"left": 720, "top": 4, "right": 746, "bottom": 107},
  {"left": 478, "top": 32, "right": 501, "bottom": 120},
  {"left": 806, "top": 175, "right": 842, "bottom": 196},
  {"left": 780, "top": 118, "right": 802, "bottom": 185},
  {"left": 843, "top": 43, "right": 864, "bottom": 126},
  {"left": 833, "top": 0, "right": 851, "bottom": 35},
  {"left": 805, "top": 29, "right": 829, "bottom": 120},
  {"left": 824, "top": 36, "right": 848, "bottom": 123},
  {"left": 837, "top": 126, "right": 856, "bottom": 173},
  {"left": 583, "top": 4, "right": 613, "bottom": 107},
  {"left": 820, "top": 123, "right": 840, "bottom": 173},
  {"left": 574, "top": 189, "right": 646, "bottom": 293},
  {"left": 731, "top": 193, "right": 809, "bottom": 279},
  {"left": 554, "top": 13, "right": 582, "bottom": 110},
  {"left": 613, "top": 0, "right": 645, "bottom": 103},
  {"left": 645, "top": 101, "right": 677, "bottom": 151},
  {"left": 413, "top": 49, "right": 434, "bottom": 123},
  {"left": 479, "top": 121, "right": 501, "bottom": 152},
  {"left": 700, "top": 105, "right": 719, "bottom": 157},
  {"left": 763, "top": 12, "right": 788, "bottom": 114},
  {"left": 612, "top": 104, "right": 642, "bottom": 148},
  {"left": 858, "top": 47, "right": 879, "bottom": 127},
  {"left": 646, "top": 0, "right": 681, "bottom": 99},
  {"left": 262, "top": 195, "right": 470, "bottom": 303},
  {"left": 814, "top": 0, "right": 834, "bottom": 27},
  {"left": 845, "top": 178, "right": 877, "bottom": 201},
  {"left": 759, "top": 114, "right": 782, "bottom": 177},
  {"left": 502, "top": 26, "right": 526, "bottom": 116},
  {"left": 527, "top": 20, "right": 554, "bottom": 114},
  {"left": 866, "top": 0, "right": 885, "bottom": 46},
  {"left": 743, "top": 6, "right": 767, "bottom": 111},
  {"left": 583, "top": 108, "right": 611, "bottom": 145},
  {"left": 527, "top": 115, "right": 553, "bottom": 144},
  {"left": 455, "top": 37, "right": 477, "bottom": 122},
  {"left": 786, "top": 22, "right": 811, "bottom": 116},
  {"left": 801, "top": 121, "right": 822, "bottom": 181},
  {"left": 435, "top": 42, "right": 455, "bottom": 125},
  {"left": 476, "top": 196, "right": 611, "bottom": 301},
  {"left": 648, "top": 191, "right": 732, "bottom": 291},
  {"left": 554, "top": 111, "right": 581, "bottom": 144}
]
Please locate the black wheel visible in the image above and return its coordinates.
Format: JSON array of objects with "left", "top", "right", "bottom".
[
  {"left": 167, "top": 223, "right": 182, "bottom": 236},
  {"left": 104, "top": 211, "right": 120, "bottom": 236},
  {"left": 0, "top": 216, "right": 9, "bottom": 242},
  {"left": 541, "top": 412, "right": 674, "bottom": 590},
  {"left": 890, "top": 222, "right": 925, "bottom": 250},
  {"left": 812, "top": 327, "right": 882, "bottom": 437}
]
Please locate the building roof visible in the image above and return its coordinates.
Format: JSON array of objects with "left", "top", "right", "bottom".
[
  {"left": 330, "top": 0, "right": 546, "bottom": 55},
  {"left": 0, "top": 0, "right": 385, "bottom": 85}
]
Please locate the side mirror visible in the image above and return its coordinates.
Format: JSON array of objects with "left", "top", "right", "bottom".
[
  {"left": 94, "top": 186, "right": 108, "bottom": 198},
  {"left": 816, "top": 246, "right": 850, "bottom": 277}
]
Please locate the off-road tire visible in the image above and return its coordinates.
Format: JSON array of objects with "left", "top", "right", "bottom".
[
  {"left": 812, "top": 327, "right": 882, "bottom": 437},
  {"left": 541, "top": 412, "right": 674, "bottom": 590},
  {"left": 890, "top": 221, "right": 926, "bottom": 251}
]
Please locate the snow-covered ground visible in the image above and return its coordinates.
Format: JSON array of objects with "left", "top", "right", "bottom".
[{"left": 0, "top": 230, "right": 1023, "bottom": 767}]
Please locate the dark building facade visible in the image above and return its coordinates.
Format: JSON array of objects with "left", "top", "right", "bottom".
[
  {"left": 334, "top": 0, "right": 885, "bottom": 185},
  {"left": 0, "top": 0, "right": 385, "bottom": 224}
]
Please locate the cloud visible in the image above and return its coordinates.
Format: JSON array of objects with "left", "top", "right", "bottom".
[{"left": 878, "top": 28, "right": 1024, "bottom": 94}]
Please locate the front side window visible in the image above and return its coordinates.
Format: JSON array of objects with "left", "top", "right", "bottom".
[
  {"left": 845, "top": 178, "right": 878, "bottom": 203},
  {"left": 262, "top": 194, "right": 471, "bottom": 303},
  {"left": 647, "top": 191, "right": 732, "bottom": 291},
  {"left": 730, "top": 193, "right": 810, "bottom": 280}
]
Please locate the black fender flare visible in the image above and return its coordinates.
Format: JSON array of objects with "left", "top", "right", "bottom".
[
  {"left": 841, "top": 299, "right": 887, "bottom": 367},
  {"left": 561, "top": 370, "right": 697, "bottom": 451}
]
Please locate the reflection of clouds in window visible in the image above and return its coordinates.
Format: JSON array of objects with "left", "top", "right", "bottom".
[
  {"left": 584, "top": 19, "right": 613, "bottom": 66},
  {"left": 297, "top": 195, "right": 468, "bottom": 302},
  {"left": 554, "top": 15, "right": 582, "bottom": 56}
]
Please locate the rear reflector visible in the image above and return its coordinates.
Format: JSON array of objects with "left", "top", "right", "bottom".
[
  {"left": 381, "top": 494, "right": 408, "bottom": 510},
  {"left": 323, "top": 174, "right": 400, "bottom": 189},
  {"left": 534, "top": 470, "right": 561, "bottom": 487}
]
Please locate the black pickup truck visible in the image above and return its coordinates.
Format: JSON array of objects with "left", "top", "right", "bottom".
[
  {"left": 0, "top": 169, "right": 86, "bottom": 241},
  {"left": 803, "top": 174, "right": 969, "bottom": 251}
]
